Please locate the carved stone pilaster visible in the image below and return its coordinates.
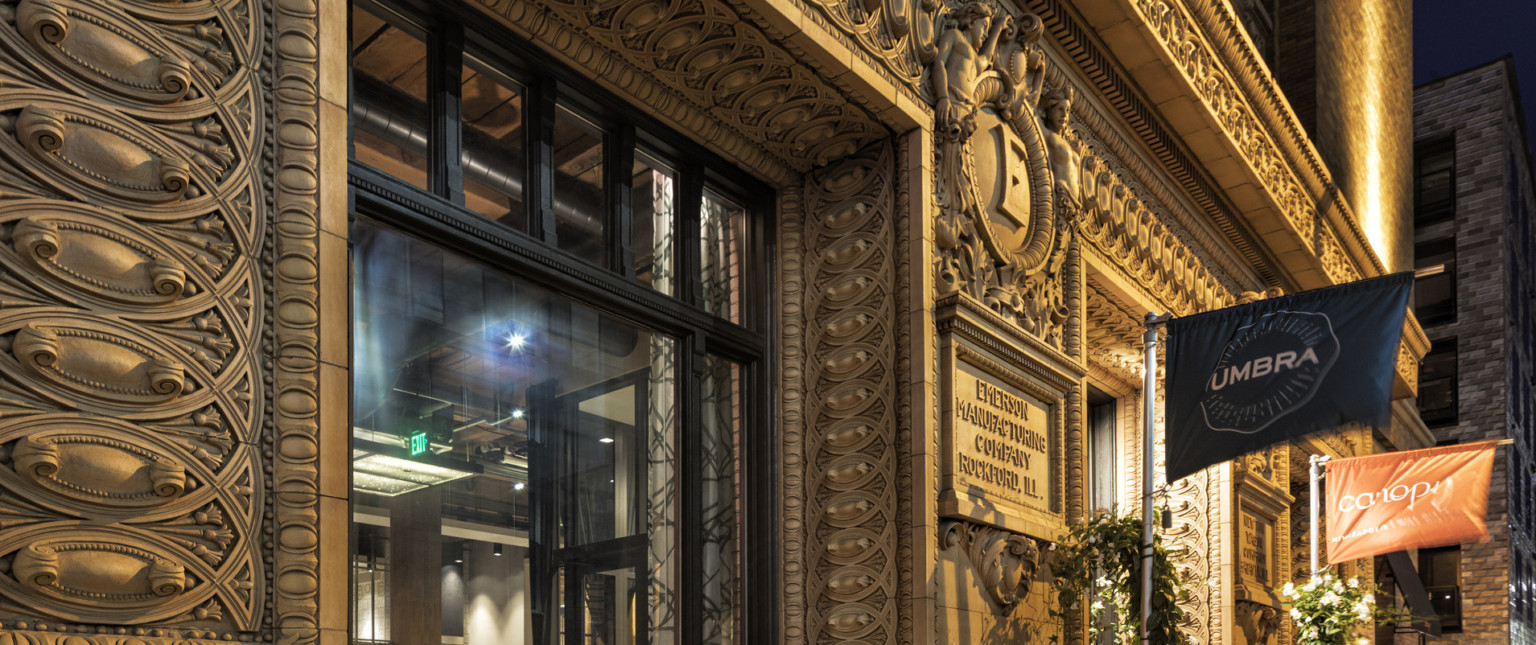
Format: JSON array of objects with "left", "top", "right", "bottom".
[
  {"left": 783, "top": 140, "right": 899, "bottom": 645},
  {"left": 0, "top": 0, "right": 320, "bottom": 642}
]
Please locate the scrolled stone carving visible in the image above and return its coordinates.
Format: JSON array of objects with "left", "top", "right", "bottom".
[
  {"left": 10, "top": 322, "right": 188, "bottom": 403},
  {"left": 0, "top": 0, "right": 272, "bottom": 638},
  {"left": 9, "top": 539, "right": 189, "bottom": 602},
  {"left": 939, "top": 519, "right": 1041, "bottom": 611},
  {"left": 15, "top": 106, "right": 66, "bottom": 153},
  {"left": 928, "top": 2, "right": 1073, "bottom": 345},
  {"left": 10, "top": 216, "right": 192, "bottom": 303},
  {"left": 11, "top": 543, "right": 60, "bottom": 590},
  {"left": 15, "top": 0, "right": 69, "bottom": 45},
  {"left": 3, "top": 424, "right": 209, "bottom": 510},
  {"left": 1236, "top": 598, "right": 1280, "bottom": 644}
]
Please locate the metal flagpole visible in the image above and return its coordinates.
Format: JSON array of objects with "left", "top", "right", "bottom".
[
  {"left": 1309, "top": 453, "right": 1329, "bottom": 574},
  {"left": 1141, "top": 313, "right": 1170, "bottom": 645}
]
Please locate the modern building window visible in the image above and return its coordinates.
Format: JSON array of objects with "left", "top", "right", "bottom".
[
  {"left": 347, "top": 2, "right": 772, "bottom": 643},
  {"left": 1414, "top": 237, "right": 1457, "bottom": 325},
  {"left": 1419, "top": 545, "right": 1462, "bottom": 632},
  {"left": 1417, "top": 338, "right": 1458, "bottom": 427},
  {"left": 1414, "top": 136, "right": 1456, "bottom": 226}
]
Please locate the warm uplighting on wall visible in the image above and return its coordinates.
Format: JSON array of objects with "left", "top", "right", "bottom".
[{"left": 1353, "top": 0, "right": 1395, "bottom": 269}]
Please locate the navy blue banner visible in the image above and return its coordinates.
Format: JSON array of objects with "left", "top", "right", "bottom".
[{"left": 1165, "top": 273, "right": 1414, "bottom": 483}]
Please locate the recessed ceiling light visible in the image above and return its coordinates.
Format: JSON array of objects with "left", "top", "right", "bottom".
[
  {"left": 511, "top": 408, "right": 525, "bottom": 419},
  {"left": 506, "top": 332, "right": 527, "bottom": 350},
  {"left": 599, "top": 437, "right": 614, "bottom": 444}
]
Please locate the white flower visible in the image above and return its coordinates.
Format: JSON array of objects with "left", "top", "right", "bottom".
[
  {"left": 1282, "top": 582, "right": 1296, "bottom": 597},
  {"left": 1290, "top": 607, "right": 1302, "bottom": 620},
  {"left": 1363, "top": 592, "right": 1374, "bottom": 605},
  {"left": 1333, "top": 580, "right": 1345, "bottom": 593},
  {"left": 1348, "top": 577, "right": 1360, "bottom": 589},
  {"left": 1091, "top": 600, "right": 1104, "bottom": 611},
  {"left": 1320, "top": 591, "right": 1340, "bottom": 606}
]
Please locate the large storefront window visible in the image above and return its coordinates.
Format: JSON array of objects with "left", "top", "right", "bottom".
[
  {"left": 348, "top": 2, "right": 771, "bottom": 643},
  {"left": 352, "top": 219, "right": 677, "bottom": 643}
]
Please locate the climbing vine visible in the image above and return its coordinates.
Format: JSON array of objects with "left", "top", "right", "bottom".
[{"left": 1049, "top": 507, "right": 1188, "bottom": 644}]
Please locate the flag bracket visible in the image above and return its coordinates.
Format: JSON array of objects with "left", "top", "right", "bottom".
[{"left": 1309, "top": 453, "right": 1330, "bottom": 575}]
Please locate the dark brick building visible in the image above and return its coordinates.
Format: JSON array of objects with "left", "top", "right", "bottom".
[{"left": 1412, "top": 56, "right": 1536, "bottom": 643}]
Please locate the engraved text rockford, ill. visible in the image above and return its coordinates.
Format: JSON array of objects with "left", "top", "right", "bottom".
[{"left": 952, "top": 366, "right": 1049, "bottom": 505}]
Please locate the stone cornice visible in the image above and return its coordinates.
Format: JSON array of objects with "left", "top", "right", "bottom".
[{"left": 1179, "top": 0, "right": 1386, "bottom": 279}]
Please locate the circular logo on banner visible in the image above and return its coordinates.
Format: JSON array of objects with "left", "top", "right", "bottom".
[{"left": 1201, "top": 311, "right": 1340, "bottom": 434}]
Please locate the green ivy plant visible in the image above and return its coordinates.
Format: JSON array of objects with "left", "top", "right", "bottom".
[
  {"left": 1278, "top": 569, "right": 1405, "bottom": 645},
  {"left": 1049, "top": 507, "right": 1189, "bottom": 645}
]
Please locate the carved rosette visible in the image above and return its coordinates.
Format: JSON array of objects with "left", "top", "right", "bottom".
[
  {"left": 939, "top": 520, "right": 1040, "bottom": 611},
  {"left": 0, "top": 0, "right": 271, "bottom": 641}
]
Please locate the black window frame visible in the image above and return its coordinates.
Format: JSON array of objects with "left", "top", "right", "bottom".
[
  {"left": 346, "top": 1, "right": 780, "bottom": 642},
  {"left": 1417, "top": 337, "right": 1458, "bottom": 428},
  {"left": 1414, "top": 135, "right": 1456, "bottom": 227},
  {"left": 1413, "top": 236, "right": 1457, "bottom": 326},
  {"left": 1418, "top": 544, "right": 1463, "bottom": 632}
]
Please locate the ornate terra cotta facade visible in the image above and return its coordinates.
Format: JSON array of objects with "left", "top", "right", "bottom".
[{"left": 0, "top": 0, "right": 1428, "bottom": 643}]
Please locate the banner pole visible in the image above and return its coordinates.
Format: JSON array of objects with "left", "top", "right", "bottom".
[
  {"left": 1309, "top": 454, "right": 1329, "bottom": 574},
  {"left": 1140, "top": 313, "right": 1170, "bottom": 645}
]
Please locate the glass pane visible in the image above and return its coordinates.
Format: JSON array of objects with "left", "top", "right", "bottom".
[
  {"left": 351, "top": 217, "right": 676, "bottom": 645},
  {"left": 554, "top": 105, "right": 607, "bottom": 265},
  {"left": 700, "top": 191, "right": 744, "bottom": 323},
  {"left": 351, "top": 4, "right": 430, "bottom": 191},
  {"left": 462, "top": 56, "right": 527, "bottom": 229},
  {"left": 633, "top": 151, "right": 675, "bottom": 294},
  {"left": 700, "top": 355, "right": 739, "bottom": 645}
]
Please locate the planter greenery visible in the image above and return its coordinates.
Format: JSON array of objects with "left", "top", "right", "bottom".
[
  {"left": 1278, "top": 569, "right": 1401, "bottom": 645},
  {"left": 1049, "top": 508, "right": 1188, "bottom": 644}
]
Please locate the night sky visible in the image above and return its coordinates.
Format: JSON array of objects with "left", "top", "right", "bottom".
[{"left": 1414, "top": 0, "right": 1536, "bottom": 152}]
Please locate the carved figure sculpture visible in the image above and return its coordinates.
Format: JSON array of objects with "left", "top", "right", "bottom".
[
  {"left": 1043, "top": 86, "right": 1080, "bottom": 208},
  {"left": 928, "top": 2, "right": 1072, "bottom": 346}
]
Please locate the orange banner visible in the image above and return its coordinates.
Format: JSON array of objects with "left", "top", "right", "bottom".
[{"left": 1326, "top": 441, "right": 1497, "bottom": 563}]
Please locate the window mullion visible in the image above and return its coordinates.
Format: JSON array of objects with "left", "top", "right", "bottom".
[
  {"left": 678, "top": 164, "right": 705, "bottom": 308},
  {"left": 611, "top": 123, "right": 636, "bottom": 277},
  {"left": 529, "top": 76, "right": 559, "bottom": 245},
  {"left": 430, "top": 23, "right": 464, "bottom": 203},
  {"left": 680, "top": 333, "right": 705, "bottom": 645}
]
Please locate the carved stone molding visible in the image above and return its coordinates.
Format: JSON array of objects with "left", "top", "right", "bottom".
[
  {"left": 466, "top": 0, "right": 889, "bottom": 188},
  {"left": 782, "top": 140, "right": 899, "bottom": 644},
  {"left": 1083, "top": 286, "right": 1143, "bottom": 388},
  {"left": 0, "top": 0, "right": 317, "bottom": 641},
  {"left": 1075, "top": 136, "right": 1238, "bottom": 315},
  {"left": 939, "top": 519, "right": 1040, "bottom": 612}
]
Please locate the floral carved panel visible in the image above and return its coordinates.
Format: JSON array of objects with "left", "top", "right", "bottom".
[{"left": 0, "top": 0, "right": 321, "bottom": 642}]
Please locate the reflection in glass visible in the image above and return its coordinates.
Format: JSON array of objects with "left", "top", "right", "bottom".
[
  {"left": 700, "top": 356, "right": 739, "bottom": 645},
  {"left": 700, "top": 191, "right": 744, "bottom": 323},
  {"left": 351, "top": 5, "right": 430, "bottom": 190},
  {"left": 351, "top": 217, "right": 674, "bottom": 645},
  {"left": 554, "top": 106, "right": 607, "bottom": 265},
  {"left": 634, "top": 151, "right": 675, "bottom": 294},
  {"left": 462, "top": 56, "right": 527, "bottom": 228}
]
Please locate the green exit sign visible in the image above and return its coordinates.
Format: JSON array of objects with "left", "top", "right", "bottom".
[{"left": 408, "top": 431, "right": 429, "bottom": 456}]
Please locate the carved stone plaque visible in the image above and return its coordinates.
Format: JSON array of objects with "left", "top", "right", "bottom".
[
  {"left": 949, "top": 359, "right": 1052, "bottom": 512},
  {"left": 1240, "top": 509, "right": 1273, "bottom": 586},
  {"left": 938, "top": 295, "right": 1076, "bottom": 539}
]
